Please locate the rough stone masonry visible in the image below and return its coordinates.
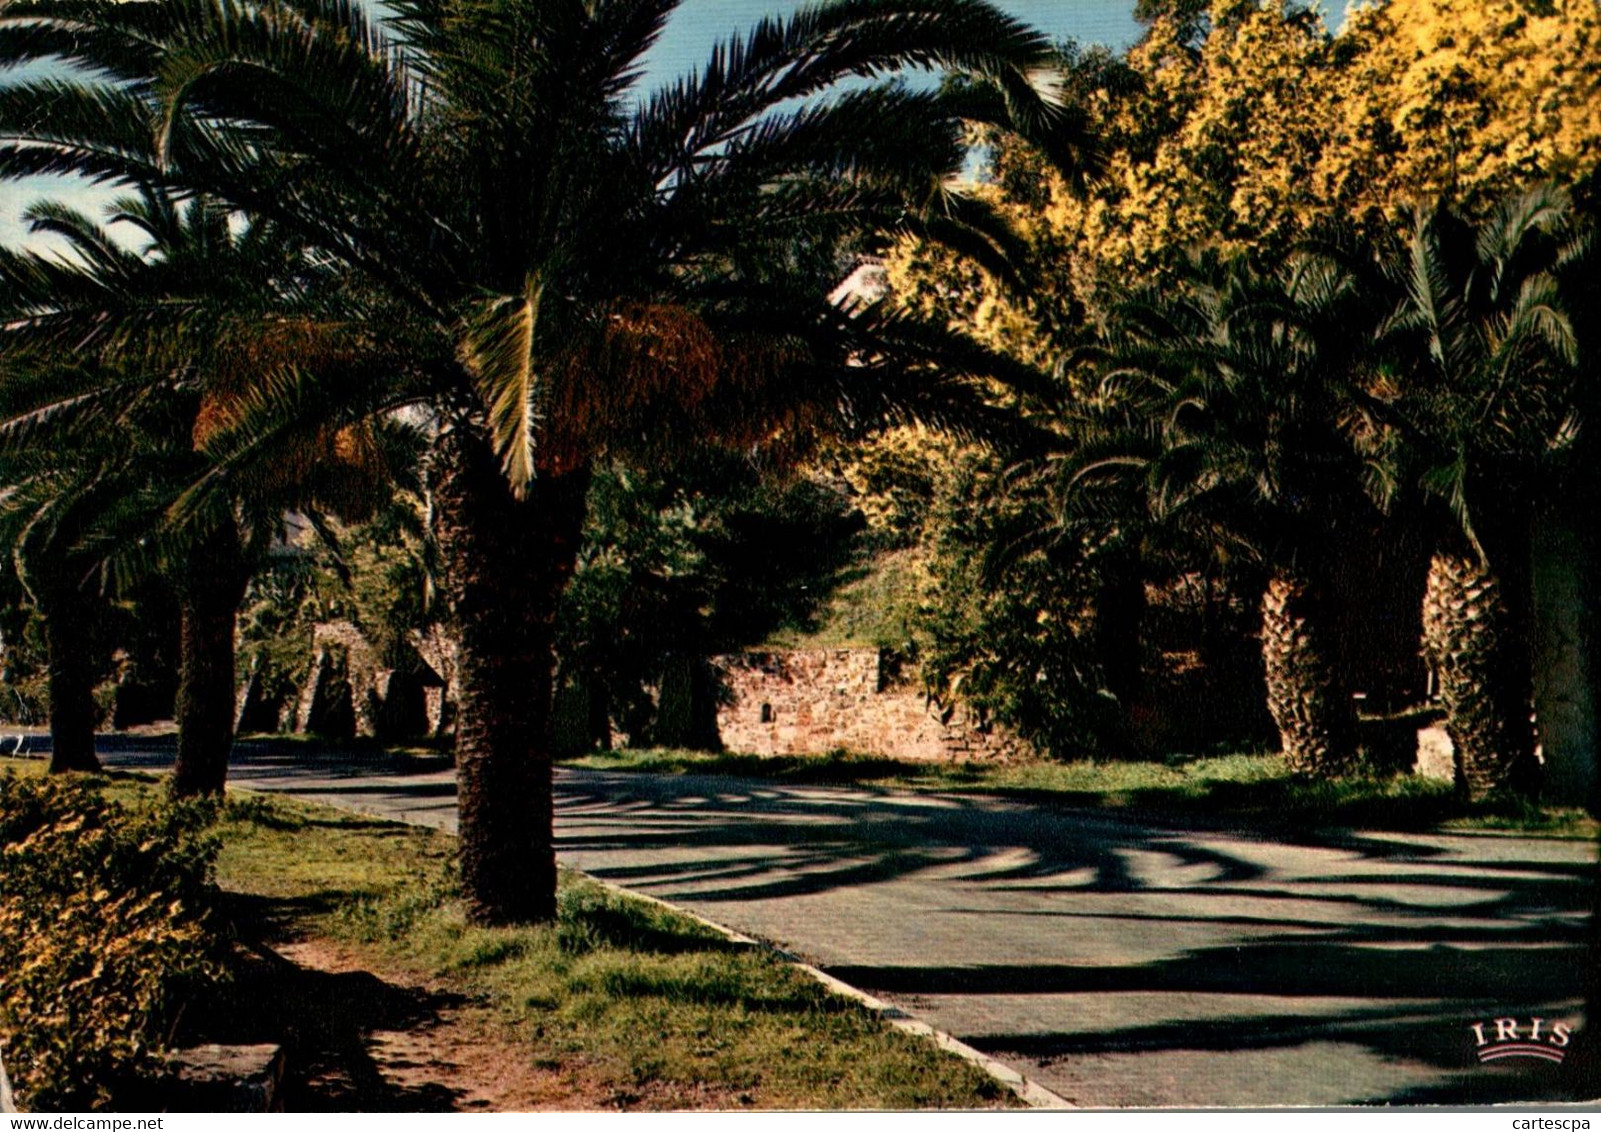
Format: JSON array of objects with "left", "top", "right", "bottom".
[{"left": 713, "top": 648, "right": 1019, "bottom": 762}]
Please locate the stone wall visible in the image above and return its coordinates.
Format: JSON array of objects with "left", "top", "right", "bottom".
[
  {"left": 713, "top": 648, "right": 1020, "bottom": 762},
  {"left": 293, "top": 621, "right": 377, "bottom": 737},
  {"left": 245, "top": 620, "right": 453, "bottom": 741},
  {"left": 413, "top": 625, "right": 460, "bottom": 737}
]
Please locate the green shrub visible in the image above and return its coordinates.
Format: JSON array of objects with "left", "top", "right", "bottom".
[{"left": 0, "top": 773, "right": 222, "bottom": 1111}]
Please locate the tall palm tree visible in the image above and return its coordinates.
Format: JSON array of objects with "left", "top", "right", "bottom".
[
  {"left": 1066, "top": 252, "right": 1384, "bottom": 774},
  {"left": 0, "top": 189, "right": 417, "bottom": 795},
  {"left": 0, "top": 358, "right": 149, "bottom": 773},
  {"left": 0, "top": 0, "right": 1095, "bottom": 922},
  {"left": 1375, "top": 187, "right": 1586, "bottom": 799}
]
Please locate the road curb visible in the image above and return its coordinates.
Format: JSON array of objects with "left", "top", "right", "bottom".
[{"left": 571, "top": 868, "right": 1073, "bottom": 1110}]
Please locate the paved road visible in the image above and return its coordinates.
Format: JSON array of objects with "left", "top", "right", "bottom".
[{"left": 88, "top": 738, "right": 1597, "bottom": 1108}]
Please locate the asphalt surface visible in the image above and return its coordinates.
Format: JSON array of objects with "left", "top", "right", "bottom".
[{"left": 79, "top": 737, "right": 1599, "bottom": 1108}]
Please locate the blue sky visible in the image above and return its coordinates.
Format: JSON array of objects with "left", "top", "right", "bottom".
[
  {"left": 0, "top": 0, "right": 1349, "bottom": 251},
  {"left": 636, "top": 0, "right": 1352, "bottom": 82},
  {"left": 643, "top": 0, "right": 1145, "bottom": 77}
]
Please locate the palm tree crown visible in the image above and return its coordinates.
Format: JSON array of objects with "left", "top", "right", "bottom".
[{"left": 1, "top": 0, "right": 1097, "bottom": 475}]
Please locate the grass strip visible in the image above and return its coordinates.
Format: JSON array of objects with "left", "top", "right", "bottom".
[{"left": 562, "top": 747, "right": 1598, "bottom": 839}]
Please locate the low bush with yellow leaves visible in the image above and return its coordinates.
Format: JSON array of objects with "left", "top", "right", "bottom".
[{"left": 0, "top": 773, "right": 222, "bottom": 1111}]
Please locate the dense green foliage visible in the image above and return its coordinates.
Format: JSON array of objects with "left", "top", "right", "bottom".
[
  {"left": 917, "top": 448, "right": 1114, "bottom": 756},
  {"left": 233, "top": 499, "right": 437, "bottom": 732},
  {"left": 885, "top": 185, "right": 1598, "bottom": 780},
  {"left": 0, "top": 773, "right": 220, "bottom": 1110}
]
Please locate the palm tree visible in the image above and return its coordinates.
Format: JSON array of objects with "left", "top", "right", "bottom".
[
  {"left": 0, "top": 359, "right": 146, "bottom": 773},
  {"left": 0, "top": 0, "right": 1095, "bottom": 922},
  {"left": 1067, "top": 251, "right": 1384, "bottom": 774},
  {"left": 0, "top": 189, "right": 416, "bottom": 795},
  {"left": 1375, "top": 187, "right": 1586, "bottom": 799}
]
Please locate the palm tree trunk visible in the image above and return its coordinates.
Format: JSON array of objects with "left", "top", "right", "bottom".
[
  {"left": 43, "top": 597, "right": 100, "bottom": 774},
  {"left": 1261, "top": 562, "right": 1357, "bottom": 774},
  {"left": 430, "top": 425, "right": 589, "bottom": 926},
  {"left": 171, "top": 522, "right": 249, "bottom": 798},
  {"left": 1421, "top": 546, "right": 1539, "bottom": 800}
]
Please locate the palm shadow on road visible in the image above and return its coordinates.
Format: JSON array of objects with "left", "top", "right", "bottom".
[{"left": 552, "top": 771, "right": 1596, "bottom": 1105}]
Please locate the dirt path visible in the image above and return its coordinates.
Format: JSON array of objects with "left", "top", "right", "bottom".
[
  {"left": 218, "top": 936, "right": 755, "bottom": 1112},
  {"left": 270, "top": 939, "right": 563, "bottom": 1112}
]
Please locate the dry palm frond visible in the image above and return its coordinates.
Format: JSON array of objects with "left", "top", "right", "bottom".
[{"left": 194, "top": 317, "right": 377, "bottom": 448}]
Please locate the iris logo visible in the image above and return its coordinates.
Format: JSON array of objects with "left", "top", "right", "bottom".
[{"left": 1469, "top": 1017, "right": 1575, "bottom": 1064}]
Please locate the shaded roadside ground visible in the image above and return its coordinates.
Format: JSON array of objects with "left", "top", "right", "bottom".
[
  {"left": 175, "top": 930, "right": 478, "bottom": 1112},
  {"left": 92, "top": 737, "right": 1597, "bottom": 1108},
  {"left": 172, "top": 921, "right": 646, "bottom": 1112}
]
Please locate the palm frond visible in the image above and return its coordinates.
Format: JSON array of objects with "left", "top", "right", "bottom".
[
  {"left": 633, "top": 0, "right": 1068, "bottom": 183},
  {"left": 459, "top": 280, "right": 544, "bottom": 493}
]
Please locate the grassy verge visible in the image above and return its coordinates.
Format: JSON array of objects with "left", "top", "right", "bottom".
[
  {"left": 0, "top": 755, "right": 1011, "bottom": 1111},
  {"left": 562, "top": 747, "right": 1599, "bottom": 839}
]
